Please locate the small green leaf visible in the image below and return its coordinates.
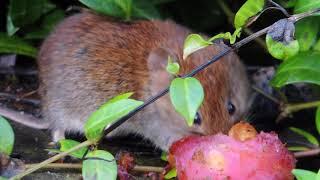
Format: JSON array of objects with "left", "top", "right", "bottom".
[
  {"left": 289, "top": 127, "right": 319, "bottom": 146},
  {"left": 316, "top": 107, "right": 320, "bottom": 135},
  {"left": 166, "top": 56, "right": 180, "bottom": 75},
  {"left": 131, "top": 0, "right": 161, "bottom": 19},
  {"left": 266, "top": 34, "right": 299, "bottom": 60},
  {"left": 292, "top": 169, "right": 317, "bottom": 180},
  {"left": 287, "top": 146, "right": 310, "bottom": 151},
  {"left": 115, "top": 0, "right": 132, "bottom": 20},
  {"left": 164, "top": 168, "right": 177, "bottom": 179},
  {"left": 6, "top": 15, "right": 19, "bottom": 36},
  {"left": 161, "top": 151, "right": 168, "bottom": 161},
  {"left": 294, "top": 0, "right": 320, "bottom": 13},
  {"left": 208, "top": 28, "right": 242, "bottom": 44},
  {"left": 295, "top": 17, "right": 320, "bottom": 51},
  {"left": 271, "top": 51, "right": 320, "bottom": 87},
  {"left": 82, "top": 150, "right": 117, "bottom": 180},
  {"left": 8, "top": 0, "right": 56, "bottom": 27},
  {"left": 59, "top": 139, "right": 88, "bottom": 159},
  {"left": 170, "top": 77, "right": 204, "bottom": 126},
  {"left": 79, "top": 0, "right": 125, "bottom": 18},
  {"left": 0, "top": 33, "right": 37, "bottom": 58},
  {"left": 183, "top": 34, "right": 212, "bottom": 59},
  {"left": 0, "top": 116, "right": 14, "bottom": 155},
  {"left": 234, "top": 0, "right": 265, "bottom": 28},
  {"left": 84, "top": 93, "right": 143, "bottom": 142}
]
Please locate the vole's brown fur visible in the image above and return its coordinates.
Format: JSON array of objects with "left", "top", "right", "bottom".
[{"left": 2, "top": 11, "right": 250, "bottom": 150}]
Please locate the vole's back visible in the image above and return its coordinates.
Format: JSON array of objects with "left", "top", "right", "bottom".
[{"left": 38, "top": 11, "right": 250, "bottom": 150}]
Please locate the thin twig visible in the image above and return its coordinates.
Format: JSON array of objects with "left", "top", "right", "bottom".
[
  {"left": 267, "top": 0, "right": 290, "bottom": 17},
  {"left": 25, "top": 163, "right": 164, "bottom": 173},
  {"left": 251, "top": 85, "right": 280, "bottom": 104},
  {"left": 294, "top": 148, "right": 320, "bottom": 158}
]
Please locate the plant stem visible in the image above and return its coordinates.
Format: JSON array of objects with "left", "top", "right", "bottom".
[
  {"left": 285, "top": 101, "right": 320, "bottom": 114},
  {"left": 294, "top": 148, "right": 320, "bottom": 158},
  {"left": 10, "top": 140, "right": 94, "bottom": 180},
  {"left": 252, "top": 85, "right": 280, "bottom": 104}
]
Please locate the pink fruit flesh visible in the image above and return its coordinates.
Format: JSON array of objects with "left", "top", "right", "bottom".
[{"left": 169, "top": 132, "right": 296, "bottom": 180}]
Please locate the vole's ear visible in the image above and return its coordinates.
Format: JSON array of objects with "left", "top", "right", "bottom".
[{"left": 147, "top": 48, "right": 179, "bottom": 94}]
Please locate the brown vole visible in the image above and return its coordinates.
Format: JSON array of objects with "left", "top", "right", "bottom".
[{"left": 0, "top": 11, "right": 250, "bottom": 150}]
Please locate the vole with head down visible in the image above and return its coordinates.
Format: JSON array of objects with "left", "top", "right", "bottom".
[{"left": 0, "top": 11, "right": 250, "bottom": 150}]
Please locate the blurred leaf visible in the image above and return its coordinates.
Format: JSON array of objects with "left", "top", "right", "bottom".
[
  {"left": 170, "top": 77, "right": 204, "bottom": 126},
  {"left": 79, "top": 0, "right": 160, "bottom": 20},
  {"left": 0, "top": 116, "right": 14, "bottom": 155},
  {"left": 6, "top": 16, "right": 19, "bottom": 36},
  {"left": 266, "top": 34, "right": 299, "bottom": 60},
  {"left": 294, "top": 0, "right": 320, "bottom": 13},
  {"left": 25, "top": 9, "right": 65, "bottom": 40},
  {"left": 0, "top": 33, "right": 37, "bottom": 58},
  {"left": 287, "top": 146, "right": 310, "bottom": 151},
  {"left": 183, "top": 34, "right": 212, "bottom": 59},
  {"left": 83, "top": 150, "right": 117, "bottom": 180},
  {"left": 166, "top": 56, "right": 180, "bottom": 75},
  {"left": 8, "top": 0, "right": 56, "bottom": 28},
  {"left": 208, "top": 28, "right": 242, "bottom": 44},
  {"left": 271, "top": 51, "right": 320, "bottom": 87},
  {"left": 84, "top": 93, "right": 143, "bottom": 142},
  {"left": 316, "top": 107, "right": 320, "bottom": 135},
  {"left": 234, "top": 0, "right": 265, "bottom": 28},
  {"left": 164, "top": 168, "right": 177, "bottom": 179},
  {"left": 292, "top": 169, "right": 317, "bottom": 180},
  {"left": 317, "top": 169, "right": 320, "bottom": 180},
  {"left": 59, "top": 139, "right": 88, "bottom": 159},
  {"left": 289, "top": 127, "right": 319, "bottom": 146},
  {"left": 295, "top": 17, "right": 320, "bottom": 51},
  {"left": 161, "top": 151, "right": 168, "bottom": 161},
  {"left": 0, "top": 177, "right": 8, "bottom": 180}
]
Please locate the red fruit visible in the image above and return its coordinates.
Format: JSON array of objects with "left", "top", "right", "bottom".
[{"left": 169, "top": 128, "right": 296, "bottom": 180}]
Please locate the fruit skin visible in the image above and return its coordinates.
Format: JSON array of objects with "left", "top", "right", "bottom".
[{"left": 169, "top": 132, "right": 296, "bottom": 180}]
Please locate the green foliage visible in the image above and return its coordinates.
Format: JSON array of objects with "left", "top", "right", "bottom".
[
  {"left": 208, "top": 28, "right": 242, "bottom": 45},
  {"left": 0, "top": 116, "right": 14, "bottom": 155},
  {"left": 166, "top": 56, "right": 180, "bottom": 75},
  {"left": 161, "top": 151, "right": 168, "bottom": 161},
  {"left": 292, "top": 169, "right": 320, "bottom": 180},
  {"left": 234, "top": 0, "right": 265, "bottom": 28},
  {"left": 295, "top": 17, "right": 320, "bottom": 52},
  {"left": 294, "top": 0, "right": 320, "bottom": 13},
  {"left": 164, "top": 168, "right": 177, "bottom": 179},
  {"left": 271, "top": 52, "right": 320, "bottom": 87},
  {"left": 183, "top": 34, "right": 212, "bottom": 59},
  {"left": 82, "top": 150, "right": 117, "bottom": 180},
  {"left": 169, "top": 77, "right": 204, "bottom": 126},
  {"left": 84, "top": 93, "right": 143, "bottom": 142},
  {"left": 7, "top": 0, "right": 56, "bottom": 34},
  {"left": 266, "top": 34, "right": 299, "bottom": 60},
  {"left": 0, "top": 33, "right": 37, "bottom": 58},
  {"left": 289, "top": 127, "right": 319, "bottom": 146},
  {"left": 79, "top": 0, "right": 160, "bottom": 21},
  {"left": 316, "top": 107, "right": 320, "bottom": 134},
  {"left": 59, "top": 139, "right": 88, "bottom": 159}
]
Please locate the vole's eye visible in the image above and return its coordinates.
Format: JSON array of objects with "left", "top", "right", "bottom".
[
  {"left": 227, "top": 101, "right": 236, "bottom": 115},
  {"left": 194, "top": 112, "right": 202, "bottom": 125}
]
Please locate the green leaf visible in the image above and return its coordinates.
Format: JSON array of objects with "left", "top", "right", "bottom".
[
  {"left": 0, "top": 177, "right": 8, "bottom": 180},
  {"left": 271, "top": 51, "right": 320, "bottom": 87},
  {"left": 115, "top": 0, "right": 132, "bottom": 20},
  {"left": 8, "top": 0, "right": 56, "bottom": 28},
  {"left": 132, "top": 0, "right": 161, "bottom": 19},
  {"left": 59, "top": 139, "right": 88, "bottom": 159},
  {"left": 183, "top": 34, "right": 212, "bottom": 59},
  {"left": 161, "top": 151, "right": 168, "bottom": 161},
  {"left": 25, "top": 9, "right": 65, "bottom": 40},
  {"left": 292, "top": 169, "right": 317, "bottom": 180},
  {"left": 6, "top": 15, "right": 19, "bottom": 36},
  {"left": 289, "top": 127, "right": 319, "bottom": 146},
  {"left": 82, "top": 150, "right": 117, "bottom": 180},
  {"left": 295, "top": 17, "right": 320, "bottom": 51},
  {"left": 169, "top": 77, "right": 204, "bottom": 126},
  {"left": 317, "top": 169, "right": 320, "bottom": 180},
  {"left": 0, "top": 116, "right": 14, "bottom": 155},
  {"left": 234, "top": 0, "right": 265, "bottom": 28},
  {"left": 316, "top": 107, "right": 320, "bottom": 135},
  {"left": 287, "top": 146, "right": 310, "bottom": 151},
  {"left": 208, "top": 28, "right": 242, "bottom": 44},
  {"left": 166, "top": 56, "right": 180, "bottom": 75},
  {"left": 0, "top": 33, "right": 37, "bottom": 58},
  {"left": 294, "top": 0, "right": 320, "bottom": 13},
  {"left": 266, "top": 34, "right": 299, "bottom": 60},
  {"left": 314, "top": 39, "right": 320, "bottom": 52},
  {"left": 164, "top": 168, "right": 177, "bottom": 179},
  {"left": 84, "top": 93, "right": 143, "bottom": 142},
  {"left": 79, "top": 0, "right": 125, "bottom": 18}
]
